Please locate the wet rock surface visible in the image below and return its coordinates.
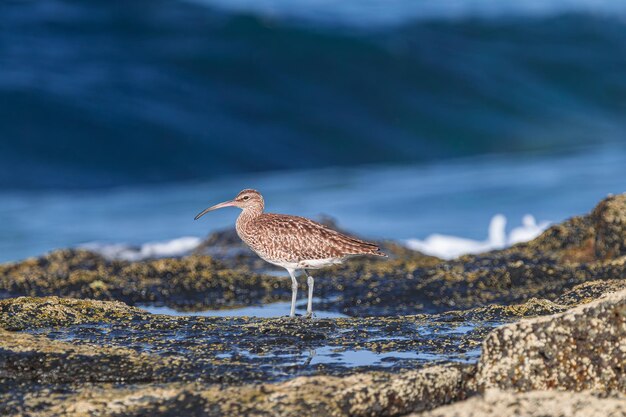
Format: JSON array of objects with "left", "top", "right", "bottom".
[
  {"left": 0, "top": 295, "right": 499, "bottom": 416},
  {"left": 0, "top": 194, "right": 625, "bottom": 416},
  {"left": 0, "top": 296, "right": 509, "bottom": 386},
  {"left": 2, "top": 290, "right": 625, "bottom": 416}
]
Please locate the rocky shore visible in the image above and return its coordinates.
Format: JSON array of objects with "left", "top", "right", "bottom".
[{"left": 0, "top": 194, "right": 624, "bottom": 416}]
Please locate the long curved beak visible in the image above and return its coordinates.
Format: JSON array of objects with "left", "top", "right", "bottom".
[{"left": 194, "top": 200, "right": 236, "bottom": 220}]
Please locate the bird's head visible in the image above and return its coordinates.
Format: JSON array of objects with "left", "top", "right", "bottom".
[{"left": 194, "top": 189, "right": 264, "bottom": 220}]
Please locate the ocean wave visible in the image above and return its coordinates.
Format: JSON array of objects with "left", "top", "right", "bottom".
[
  {"left": 189, "top": 0, "right": 626, "bottom": 26},
  {"left": 1, "top": 1, "right": 626, "bottom": 189},
  {"left": 82, "top": 237, "right": 203, "bottom": 262},
  {"left": 406, "top": 215, "right": 550, "bottom": 259}
]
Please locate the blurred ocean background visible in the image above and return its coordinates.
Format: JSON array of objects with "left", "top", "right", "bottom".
[{"left": 1, "top": 0, "right": 625, "bottom": 262}]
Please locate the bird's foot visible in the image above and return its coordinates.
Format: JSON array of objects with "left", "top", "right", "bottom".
[{"left": 304, "top": 311, "right": 314, "bottom": 319}]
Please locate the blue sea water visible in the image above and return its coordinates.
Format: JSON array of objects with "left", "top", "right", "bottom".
[
  {"left": 0, "top": 148, "right": 624, "bottom": 263},
  {"left": 1, "top": 0, "right": 626, "bottom": 189},
  {"left": 0, "top": 0, "right": 625, "bottom": 261}
]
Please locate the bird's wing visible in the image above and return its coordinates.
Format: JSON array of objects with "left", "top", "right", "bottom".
[{"left": 251, "top": 214, "right": 383, "bottom": 261}]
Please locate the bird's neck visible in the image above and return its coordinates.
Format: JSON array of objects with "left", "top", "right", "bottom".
[{"left": 236, "top": 205, "right": 263, "bottom": 235}]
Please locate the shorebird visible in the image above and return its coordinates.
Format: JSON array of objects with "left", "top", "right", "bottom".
[{"left": 194, "top": 189, "right": 386, "bottom": 318}]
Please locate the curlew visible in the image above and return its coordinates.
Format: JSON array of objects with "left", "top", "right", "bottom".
[{"left": 194, "top": 189, "right": 386, "bottom": 318}]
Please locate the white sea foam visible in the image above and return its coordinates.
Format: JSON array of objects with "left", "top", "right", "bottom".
[
  {"left": 405, "top": 214, "right": 550, "bottom": 260},
  {"left": 82, "top": 236, "right": 202, "bottom": 262}
]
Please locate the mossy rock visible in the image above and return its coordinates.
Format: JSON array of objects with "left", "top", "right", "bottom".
[{"left": 0, "top": 296, "right": 146, "bottom": 330}]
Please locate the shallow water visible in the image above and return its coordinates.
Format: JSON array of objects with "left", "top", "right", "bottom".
[
  {"left": 135, "top": 304, "right": 491, "bottom": 369},
  {"left": 26, "top": 317, "right": 489, "bottom": 375},
  {"left": 141, "top": 299, "right": 349, "bottom": 319},
  {"left": 239, "top": 345, "right": 481, "bottom": 368},
  {"left": 311, "top": 346, "right": 480, "bottom": 367},
  {"left": 138, "top": 303, "right": 491, "bottom": 365}
]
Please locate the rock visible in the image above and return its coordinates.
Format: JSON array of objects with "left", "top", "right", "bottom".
[
  {"left": 0, "top": 277, "right": 624, "bottom": 415},
  {"left": 592, "top": 194, "right": 626, "bottom": 260},
  {"left": 452, "top": 298, "right": 568, "bottom": 322},
  {"left": 476, "top": 289, "right": 626, "bottom": 392},
  {"left": 0, "top": 251, "right": 285, "bottom": 311},
  {"left": 2, "top": 366, "right": 473, "bottom": 417},
  {"left": 516, "top": 193, "right": 626, "bottom": 263},
  {"left": 0, "top": 296, "right": 146, "bottom": 330},
  {"left": 413, "top": 389, "right": 626, "bottom": 417},
  {"left": 555, "top": 279, "right": 626, "bottom": 306},
  {"left": 330, "top": 365, "right": 472, "bottom": 416},
  {"left": 187, "top": 366, "right": 471, "bottom": 417},
  {"left": 320, "top": 193, "right": 626, "bottom": 314},
  {"left": 0, "top": 329, "right": 181, "bottom": 384},
  {"left": 6, "top": 292, "right": 619, "bottom": 416}
]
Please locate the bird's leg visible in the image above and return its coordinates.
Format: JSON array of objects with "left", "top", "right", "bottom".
[
  {"left": 287, "top": 268, "right": 298, "bottom": 318},
  {"left": 303, "top": 349, "right": 316, "bottom": 366},
  {"left": 304, "top": 269, "right": 314, "bottom": 318}
]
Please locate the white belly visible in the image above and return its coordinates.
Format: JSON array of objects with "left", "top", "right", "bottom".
[{"left": 261, "top": 256, "right": 346, "bottom": 270}]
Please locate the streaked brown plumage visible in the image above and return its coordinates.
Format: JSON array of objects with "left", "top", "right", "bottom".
[{"left": 194, "top": 189, "right": 386, "bottom": 317}]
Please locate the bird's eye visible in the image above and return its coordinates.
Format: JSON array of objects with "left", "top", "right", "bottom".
[{"left": 242, "top": 196, "right": 250, "bottom": 201}]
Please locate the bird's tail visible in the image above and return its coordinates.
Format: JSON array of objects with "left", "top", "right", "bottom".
[
  {"left": 340, "top": 234, "right": 387, "bottom": 258},
  {"left": 356, "top": 242, "right": 387, "bottom": 258},
  {"left": 370, "top": 247, "right": 388, "bottom": 257}
]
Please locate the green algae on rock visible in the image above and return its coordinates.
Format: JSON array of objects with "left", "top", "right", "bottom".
[
  {"left": 0, "top": 251, "right": 285, "bottom": 311},
  {"left": 0, "top": 296, "right": 146, "bottom": 331},
  {"left": 500, "top": 193, "right": 626, "bottom": 262},
  {"left": 555, "top": 279, "right": 626, "bottom": 306}
]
